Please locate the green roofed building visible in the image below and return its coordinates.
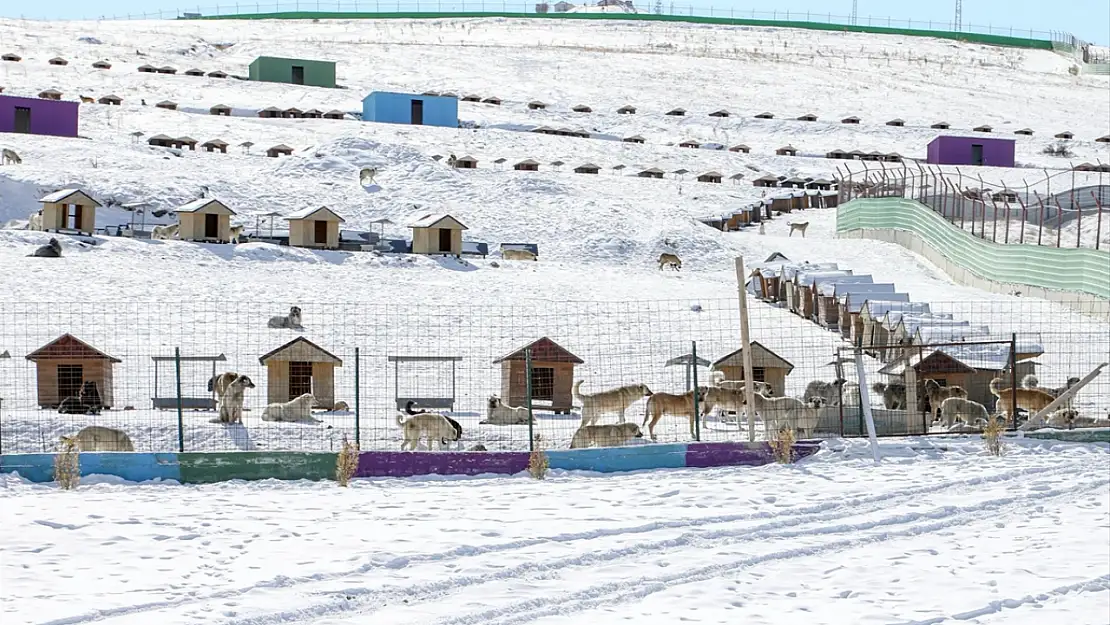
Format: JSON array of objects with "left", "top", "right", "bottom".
[{"left": 248, "top": 56, "right": 336, "bottom": 88}]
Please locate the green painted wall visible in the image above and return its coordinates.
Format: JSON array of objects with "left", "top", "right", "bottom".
[
  {"left": 1024, "top": 428, "right": 1110, "bottom": 443},
  {"left": 837, "top": 198, "right": 1110, "bottom": 300},
  {"left": 248, "top": 56, "right": 337, "bottom": 88},
  {"left": 177, "top": 452, "right": 337, "bottom": 483},
  {"left": 188, "top": 12, "right": 1053, "bottom": 51}
]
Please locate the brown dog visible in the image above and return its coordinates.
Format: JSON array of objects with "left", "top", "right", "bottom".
[
  {"left": 990, "top": 377, "right": 1055, "bottom": 419},
  {"left": 643, "top": 389, "right": 703, "bottom": 440}
]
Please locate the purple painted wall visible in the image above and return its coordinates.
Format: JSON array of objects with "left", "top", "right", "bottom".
[
  {"left": 357, "top": 451, "right": 531, "bottom": 478},
  {"left": 0, "top": 94, "right": 79, "bottom": 138},
  {"left": 926, "top": 135, "right": 1015, "bottom": 168},
  {"left": 685, "top": 441, "right": 819, "bottom": 467}
]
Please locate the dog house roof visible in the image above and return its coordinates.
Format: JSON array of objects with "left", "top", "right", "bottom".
[
  {"left": 259, "top": 336, "right": 343, "bottom": 365},
  {"left": 26, "top": 334, "right": 121, "bottom": 363},
  {"left": 285, "top": 206, "right": 346, "bottom": 222},
  {"left": 711, "top": 341, "right": 794, "bottom": 373},
  {"left": 39, "top": 189, "right": 102, "bottom": 207},
  {"left": 175, "top": 198, "right": 236, "bottom": 215},
  {"left": 493, "top": 337, "right": 583, "bottom": 364}
]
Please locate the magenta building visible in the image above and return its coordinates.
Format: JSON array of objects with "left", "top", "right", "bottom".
[
  {"left": 0, "top": 94, "right": 79, "bottom": 138},
  {"left": 926, "top": 135, "right": 1015, "bottom": 168}
]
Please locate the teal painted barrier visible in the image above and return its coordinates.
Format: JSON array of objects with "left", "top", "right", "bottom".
[
  {"left": 1024, "top": 428, "right": 1110, "bottom": 443},
  {"left": 546, "top": 443, "right": 689, "bottom": 472},
  {"left": 837, "top": 198, "right": 1110, "bottom": 300},
  {"left": 186, "top": 11, "right": 1053, "bottom": 51},
  {"left": 178, "top": 452, "right": 336, "bottom": 483},
  {"left": 0, "top": 453, "right": 180, "bottom": 483}
]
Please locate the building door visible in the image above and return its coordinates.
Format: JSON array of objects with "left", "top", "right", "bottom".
[
  {"left": 67, "top": 204, "right": 83, "bottom": 230},
  {"left": 57, "top": 364, "right": 84, "bottom": 400},
  {"left": 314, "top": 220, "right": 328, "bottom": 245},
  {"left": 291, "top": 65, "right": 305, "bottom": 85},
  {"left": 438, "top": 228, "right": 452, "bottom": 252},
  {"left": 530, "top": 367, "right": 554, "bottom": 401},
  {"left": 411, "top": 99, "right": 424, "bottom": 125},
  {"left": 289, "top": 361, "right": 313, "bottom": 399},
  {"left": 971, "top": 144, "right": 984, "bottom": 166},
  {"left": 205, "top": 214, "right": 219, "bottom": 239},
  {"left": 14, "top": 106, "right": 31, "bottom": 133}
]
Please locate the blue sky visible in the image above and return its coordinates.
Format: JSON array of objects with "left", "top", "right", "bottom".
[{"left": 1, "top": 0, "right": 1107, "bottom": 44}]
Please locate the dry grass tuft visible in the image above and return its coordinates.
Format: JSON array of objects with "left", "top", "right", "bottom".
[
  {"left": 54, "top": 436, "right": 81, "bottom": 490},
  {"left": 770, "top": 427, "right": 797, "bottom": 464},
  {"left": 983, "top": 417, "right": 1006, "bottom": 457},
  {"left": 336, "top": 435, "right": 359, "bottom": 487},
  {"left": 528, "top": 434, "right": 549, "bottom": 480}
]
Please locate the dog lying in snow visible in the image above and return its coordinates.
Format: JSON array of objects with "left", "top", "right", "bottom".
[{"left": 261, "top": 393, "right": 319, "bottom": 423}]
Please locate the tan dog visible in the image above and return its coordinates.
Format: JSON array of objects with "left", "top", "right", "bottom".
[
  {"left": 574, "top": 380, "right": 653, "bottom": 426},
  {"left": 657, "top": 253, "right": 682, "bottom": 271},
  {"left": 643, "top": 390, "right": 702, "bottom": 440},
  {"left": 744, "top": 393, "right": 826, "bottom": 438},
  {"left": 569, "top": 422, "right": 644, "bottom": 449},
  {"left": 788, "top": 221, "right": 809, "bottom": 237},
  {"left": 331, "top": 400, "right": 350, "bottom": 411},
  {"left": 938, "top": 397, "right": 989, "bottom": 429},
  {"left": 214, "top": 374, "right": 255, "bottom": 424},
  {"left": 69, "top": 426, "right": 134, "bottom": 452},
  {"left": 990, "top": 377, "right": 1055, "bottom": 419},
  {"left": 482, "top": 395, "right": 531, "bottom": 425},
  {"left": 79, "top": 95, "right": 96, "bottom": 104},
  {"left": 700, "top": 386, "right": 748, "bottom": 423},
  {"left": 396, "top": 412, "right": 459, "bottom": 450},
  {"left": 261, "top": 393, "right": 319, "bottom": 423},
  {"left": 924, "top": 379, "right": 969, "bottom": 420},
  {"left": 502, "top": 249, "right": 537, "bottom": 261}
]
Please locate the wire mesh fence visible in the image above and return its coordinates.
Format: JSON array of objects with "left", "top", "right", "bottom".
[
  {"left": 0, "top": 296, "right": 1106, "bottom": 454},
  {"left": 837, "top": 162, "right": 1110, "bottom": 250}
]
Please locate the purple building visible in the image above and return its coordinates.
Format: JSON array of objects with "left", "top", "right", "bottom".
[
  {"left": 926, "top": 135, "right": 1015, "bottom": 168},
  {"left": 0, "top": 94, "right": 79, "bottom": 138}
]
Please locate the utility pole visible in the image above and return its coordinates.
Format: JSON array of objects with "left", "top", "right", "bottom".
[
  {"left": 954, "top": 0, "right": 963, "bottom": 31},
  {"left": 851, "top": 0, "right": 857, "bottom": 25},
  {"left": 654, "top": 0, "right": 662, "bottom": 14}
]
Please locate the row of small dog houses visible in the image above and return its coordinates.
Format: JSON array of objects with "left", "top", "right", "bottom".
[
  {"left": 700, "top": 190, "right": 841, "bottom": 231},
  {"left": 747, "top": 258, "right": 1044, "bottom": 409}
]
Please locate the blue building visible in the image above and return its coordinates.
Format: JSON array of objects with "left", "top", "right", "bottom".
[{"left": 361, "top": 91, "right": 458, "bottom": 128}]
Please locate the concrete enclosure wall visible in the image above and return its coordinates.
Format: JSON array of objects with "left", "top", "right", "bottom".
[
  {"left": 836, "top": 198, "right": 1110, "bottom": 319},
  {"left": 362, "top": 91, "right": 459, "bottom": 128},
  {"left": 248, "top": 56, "right": 336, "bottom": 88},
  {"left": 0, "top": 442, "right": 820, "bottom": 484},
  {"left": 0, "top": 94, "right": 79, "bottom": 138}
]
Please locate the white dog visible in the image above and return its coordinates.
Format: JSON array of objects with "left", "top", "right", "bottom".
[
  {"left": 214, "top": 374, "right": 255, "bottom": 424},
  {"left": 746, "top": 393, "right": 826, "bottom": 438},
  {"left": 261, "top": 393, "right": 319, "bottom": 423},
  {"left": 574, "top": 380, "right": 653, "bottom": 426},
  {"left": 151, "top": 223, "right": 179, "bottom": 240},
  {"left": 28, "top": 211, "right": 43, "bottom": 231},
  {"left": 268, "top": 306, "right": 303, "bottom": 329},
  {"left": 396, "top": 412, "right": 459, "bottom": 450},
  {"left": 229, "top": 225, "right": 244, "bottom": 244},
  {"left": 481, "top": 395, "right": 532, "bottom": 425},
  {"left": 1, "top": 148, "right": 21, "bottom": 165}
]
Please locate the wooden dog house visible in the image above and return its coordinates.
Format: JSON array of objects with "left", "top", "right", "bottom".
[
  {"left": 710, "top": 342, "right": 794, "bottom": 396},
  {"left": 26, "top": 334, "right": 120, "bottom": 408},
  {"left": 286, "top": 205, "right": 345, "bottom": 249},
  {"left": 409, "top": 213, "right": 467, "bottom": 255},
  {"left": 259, "top": 337, "right": 342, "bottom": 408},
  {"left": 493, "top": 337, "right": 582, "bottom": 414},
  {"left": 173, "top": 198, "right": 236, "bottom": 242},
  {"left": 210, "top": 103, "right": 232, "bottom": 116},
  {"left": 39, "top": 189, "right": 101, "bottom": 234}
]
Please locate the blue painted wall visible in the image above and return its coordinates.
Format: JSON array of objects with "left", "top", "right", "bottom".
[
  {"left": 0, "top": 453, "right": 180, "bottom": 483},
  {"left": 546, "top": 443, "right": 689, "bottom": 472},
  {"left": 361, "top": 91, "right": 458, "bottom": 128}
]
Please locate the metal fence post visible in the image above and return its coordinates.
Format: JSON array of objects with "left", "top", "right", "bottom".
[
  {"left": 1009, "top": 334, "right": 1019, "bottom": 429},
  {"left": 691, "top": 341, "right": 700, "bottom": 442},
  {"left": 354, "top": 347, "right": 360, "bottom": 447},
  {"left": 525, "top": 347, "right": 535, "bottom": 451},
  {"left": 174, "top": 347, "right": 185, "bottom": 453}
]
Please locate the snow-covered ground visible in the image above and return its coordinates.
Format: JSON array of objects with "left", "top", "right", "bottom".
[{"left": 2, "top": 438, "right": 1109, "bottom": 625}]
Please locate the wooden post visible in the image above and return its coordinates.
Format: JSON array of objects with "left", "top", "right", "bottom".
[
  {"left": 734, "top": 256, "right": 758, "bottom": 442},
  {"left": 525, "top": 347, "right": 535, "bottom": 451},
  {"left": 905, "top": 363, "right": 918, "bottom": 434}
]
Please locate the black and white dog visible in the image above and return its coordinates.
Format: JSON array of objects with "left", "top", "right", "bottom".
[
  {"left": 405, "top": 400, "right": 462, "bottom": 447},
  {"left": 58, "top": 381, "right": 104, "bottom": 415},
  {"left": 267, "top": 306, "right": 303, "bottom": 329},
  {"left": 28, "top": 238, "right": 62, "bottom": 258}
]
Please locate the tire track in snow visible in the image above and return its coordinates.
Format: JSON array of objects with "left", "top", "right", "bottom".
[
  {"left": 420, "top": 478, "right": 1109, "bottom": 625},
  {"left": 895, "top": 574, "right": 1110, "bottom": 624},
  {"left": 37, "top": 461, "right": 1080, "bottom": 625},
  {"left": 193, "top": 464, "right": 1094, "bottom": 625}
]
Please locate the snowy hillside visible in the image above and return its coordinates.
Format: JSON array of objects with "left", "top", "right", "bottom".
[{"left": 0, "top": 16, "right": 1108, "bottom": 454}]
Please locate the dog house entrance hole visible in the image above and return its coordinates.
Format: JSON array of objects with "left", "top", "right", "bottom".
[
  {"left": 57, "top": 365, "right": 83, "bottom": 400},
  {"left": 530, "top": 367, "right": 554, "bottom": 401},
  {"left": 204, "top": 213, "right": 219, "bottom": 239},
  {"left": 289, "top": 361, "right": 312, "bottom": 399},
  {"left": 438, "top": 228, "right": 451, "bottom": 252},
  {"left": 151, "top": 353, "right": 226, "bottom": 410},
  {"left": 387, "top": 355, "right": 463, "bottom": 412}
]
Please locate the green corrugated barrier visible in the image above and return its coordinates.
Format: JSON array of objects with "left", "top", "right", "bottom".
[
  {"left": 837, "top": 198, "right": 1110, "bottom": 300},
  {"left": 183, "top": 11, "right": 1054, "bottom": 50}
]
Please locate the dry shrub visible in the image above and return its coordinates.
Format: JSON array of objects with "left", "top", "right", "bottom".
[
  {"left": 770, "top": 428, "right": 797, "bottom": 464},
  {"left": 528, "top": 434, "right": 549, "bottom": 480},
  {"left": 54, "top": 436, "right": 81, "bottom": 490},
  {"left": 983, "top": 417, "right": 1006, "bottom": 457},
  {"left": 336, "top": 435, "right": 359, "bottom": 487}
]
